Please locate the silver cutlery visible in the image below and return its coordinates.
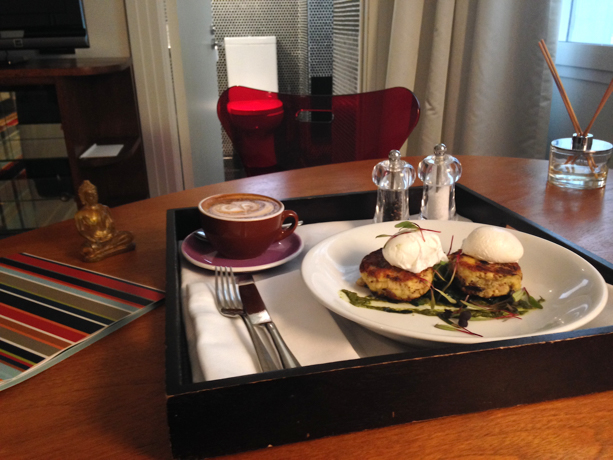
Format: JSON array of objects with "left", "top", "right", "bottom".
[
  {"left": 214, "top": 266, "right": 279, "bottom": 372},
  {"left": 237, "top": 274, "right": 300, "bottom": 369}
]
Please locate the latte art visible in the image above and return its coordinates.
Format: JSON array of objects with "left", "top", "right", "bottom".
[
  {"left": 205, "top": 199, "right": 281, "bottom": 220},
  {"left": 199, "top": 193, "right": 298, "bottom": 258}
]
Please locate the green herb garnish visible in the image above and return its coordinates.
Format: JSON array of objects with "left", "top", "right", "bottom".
[{"left": 377, "top": 221, "right": 441, "bottom": 245}]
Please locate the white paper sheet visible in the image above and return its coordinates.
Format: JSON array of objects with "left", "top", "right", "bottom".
[{"left": 80, "top": 143, "right": 123, "bottom": 159}]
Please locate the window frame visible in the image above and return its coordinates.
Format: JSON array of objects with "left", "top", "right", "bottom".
[{"left": 555, "top": 41, "right": 613, "bottom": 75}]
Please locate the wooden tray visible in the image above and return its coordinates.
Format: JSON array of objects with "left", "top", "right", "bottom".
[{"left": 165, "top": 185, "right": 613, "bottom": 459}]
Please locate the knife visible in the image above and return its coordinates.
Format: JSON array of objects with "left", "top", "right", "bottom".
[{"left": 237, "top": 275, "right": 301, "bottom": 369}]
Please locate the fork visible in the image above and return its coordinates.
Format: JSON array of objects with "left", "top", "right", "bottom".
[{"left": 214, "top": 266, "right": 279, "bottom": 372}]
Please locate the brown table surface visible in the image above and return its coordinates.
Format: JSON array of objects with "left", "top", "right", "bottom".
[{"left": 2, "top": 155, "right": 613, "bottom": 459}]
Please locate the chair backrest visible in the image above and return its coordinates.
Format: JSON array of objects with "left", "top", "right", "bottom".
[{"left": 217, "top": 86, "right": 420, "bottom": 176}]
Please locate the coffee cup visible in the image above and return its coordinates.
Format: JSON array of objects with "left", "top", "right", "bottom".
[{"left": 198, "top": 193, "right": 299, "bottom": 259}]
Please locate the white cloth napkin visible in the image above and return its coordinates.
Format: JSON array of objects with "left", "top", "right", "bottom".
[{"left": 183, "top": 280, "right": 258, "bottom": 380}]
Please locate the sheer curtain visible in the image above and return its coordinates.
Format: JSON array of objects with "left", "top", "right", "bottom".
[{"left": 362, "top": 0, "right": 562, "bottom": 159}]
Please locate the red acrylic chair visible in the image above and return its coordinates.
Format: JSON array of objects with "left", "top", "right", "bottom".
[{"left": 217, "top": 86, "right": 420, "bottom": 176}]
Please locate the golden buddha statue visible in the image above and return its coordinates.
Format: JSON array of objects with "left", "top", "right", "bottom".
[{"left": 75, "top": 180, "right": 135, "bottom": 262}]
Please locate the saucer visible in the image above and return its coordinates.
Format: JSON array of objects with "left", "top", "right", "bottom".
[{"left": 181, "top": 231, "right": 303, "bottom": 272}]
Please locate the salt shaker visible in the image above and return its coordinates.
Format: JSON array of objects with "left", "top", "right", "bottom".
[
  {"left": 418, "top": 144, "right": 462, "bottom": 220},
  {"left": 372, "top": 150, "right": 416, "bottom": 222}
]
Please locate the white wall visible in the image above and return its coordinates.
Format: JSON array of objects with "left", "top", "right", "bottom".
[
  {"left": 75, "top": 0, "right": 131, "bottom": 58},
  {"left": 171, "top": 0, "right": 225, "bottom": 187},
  {"left": 125, "top": 0, "right": 186, "bottom": 197}
]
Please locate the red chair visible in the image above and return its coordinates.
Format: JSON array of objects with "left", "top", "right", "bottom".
[{"left": 217, "top": 86, "right": 420, "bottom": 176}]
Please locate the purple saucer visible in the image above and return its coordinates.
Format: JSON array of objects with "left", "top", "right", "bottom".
[{"left": 181, "top": 231, "right": 303, "bottom": 272}]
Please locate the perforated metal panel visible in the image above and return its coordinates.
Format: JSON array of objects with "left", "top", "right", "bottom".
[
  {"left": 308, "top": 0, "right": 333, "bottom": 79},
  {"left": 333, "top": 0, "right": 360, "bottom": 94},
  {"left": 212, "top": 0, "right": 306, "bottom": 95},
  {"left": 211, "top": 0, "right": 359, "bottom": 178}
]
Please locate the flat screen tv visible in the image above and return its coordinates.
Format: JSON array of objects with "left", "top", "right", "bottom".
[{"left": 0, "top": 0, "right": 88, "bottom": 57}]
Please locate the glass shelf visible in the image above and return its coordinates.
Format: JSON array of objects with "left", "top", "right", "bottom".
[
  {"left": 1, "top": 95, "right": 73, "bottom": 235},
  {"left": 0, "top": 197, "right": 77, "bottom": 233},
  {"left": 1, "top": 124, "right": 68, "bottom": 162},
  {"left": 0, "top": 173, "right": 73, "bottom": 203},
  {"left": 0, "top": 161, "right": 75, "bottom": 232},
  {"left": 0, "top": 163, "right": 75, "bottom": 234}
]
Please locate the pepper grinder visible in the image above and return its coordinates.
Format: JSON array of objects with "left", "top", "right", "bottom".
[
  {"left": 417, "top": 144, "right": 462, "bottom": 220},
  {"left": 372, "top": 150, "right": 416, "bottom": 222}
]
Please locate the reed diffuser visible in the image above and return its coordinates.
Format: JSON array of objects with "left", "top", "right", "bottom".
[{"left": 540, "top": 39, "right": 613, "bottom": 189}]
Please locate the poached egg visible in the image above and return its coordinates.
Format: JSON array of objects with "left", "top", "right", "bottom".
[
  {"left": 382, "top": 231, "right": 448, "bottom": 274},
  {"left": 461, "top": 226, "right": 524, "bottom": 263}
]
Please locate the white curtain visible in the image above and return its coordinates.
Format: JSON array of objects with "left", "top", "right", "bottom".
[{"left": 362, "top": 0, "right": 562, "bottom": 159}]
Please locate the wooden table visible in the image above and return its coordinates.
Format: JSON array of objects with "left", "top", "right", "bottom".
[{"left": 2, "top": 156, "right": 613, "bottom": 459}]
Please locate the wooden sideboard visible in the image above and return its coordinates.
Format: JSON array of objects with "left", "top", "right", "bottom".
[{"left": 0, "top": 57, "right": 149, "bottom": 208}]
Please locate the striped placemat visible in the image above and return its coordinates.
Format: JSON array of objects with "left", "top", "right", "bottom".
[{"left": 0, "top": 253, "right": 165, "bottom": 391}]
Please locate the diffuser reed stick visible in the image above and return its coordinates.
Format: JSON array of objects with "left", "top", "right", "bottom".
[
  {"left": 582, "top": 77, "right": 613, "bottom": 137},
  {"left": 538, "top": 39, "right": 582, "bottom": 135}
]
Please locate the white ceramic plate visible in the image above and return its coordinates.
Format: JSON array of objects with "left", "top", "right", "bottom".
[{"left": 301, "top": 221, "right": 608, "bottom": 345}]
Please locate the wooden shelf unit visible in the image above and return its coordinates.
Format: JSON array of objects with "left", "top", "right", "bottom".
[{"left": 0, "top": 57, "right": 149, "bottom": 208}]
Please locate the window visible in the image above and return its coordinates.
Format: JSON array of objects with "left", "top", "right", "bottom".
[
  {"left": 558, "top": 0, "right": 613, "bottom": 45},
  {"left": 549, "top": 0, "right": 613, "bottom": 151}
]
